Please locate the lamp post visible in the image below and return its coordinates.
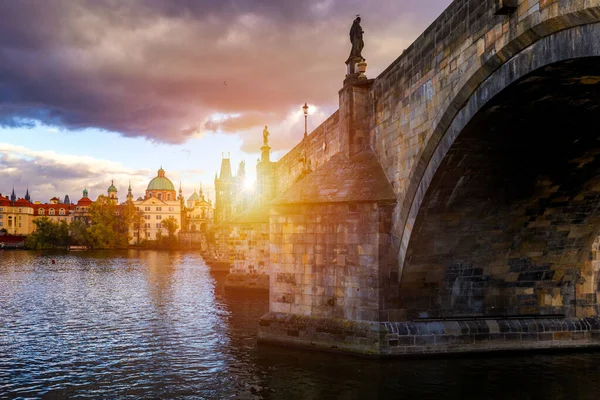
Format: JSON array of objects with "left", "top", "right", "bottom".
[{"left": 303, "top": 102, "right": 309, "bottom": 139}]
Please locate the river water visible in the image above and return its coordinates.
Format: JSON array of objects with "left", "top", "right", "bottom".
[{"left": 1, "top": 250, "right": 600, "bottom": 399}]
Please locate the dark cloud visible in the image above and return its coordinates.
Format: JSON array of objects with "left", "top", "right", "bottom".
[{"left": 0, "top": 0, "right": 452, "bottom": 146}]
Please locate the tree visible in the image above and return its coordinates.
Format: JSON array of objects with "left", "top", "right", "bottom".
[
  {"left": 24, "top": 217, "right": 70, "bottom": 249},
  {"left": 130, "top": 209, "right": 145, "bottom": 245},
  {"left": 161, "top": 216, "right": 179, "bottom": 239},
  {"left": 158, "top": 216, "right": 180, "bottom": 249},
  {"left": 88, "top": 195, "right": 129, "bottom": 248},
  {"left": 69, "top": 219, "right": 91, "bottom": 247}
]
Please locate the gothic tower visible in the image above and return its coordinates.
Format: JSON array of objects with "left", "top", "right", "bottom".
[
  {"left": 214, "top": 154, "right": 235, "bottom": 224},
  {"left": 126, "top": 182, "right": 133, "bottom": 201}
]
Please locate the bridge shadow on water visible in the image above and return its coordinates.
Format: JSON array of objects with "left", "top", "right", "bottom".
[{"left": 213, "top": 269, "right": 600, "bottom": 400}]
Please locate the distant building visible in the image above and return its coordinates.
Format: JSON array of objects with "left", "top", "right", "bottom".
[
  {"left": 214, "top": 155, "right": 250, "bottom": 224},
  {"left": 107, "top": 180, "right": 118, "bottom": 203},
  {"left": 184, "top": 187, "right": 213, "bottom": 233},
  {"left": 0, "top": 188, "right": 77, "bottom": 236},
  {"left": 73, "top": 188, "right": 93, "bottom": 224},
  {"left": 214, "top": 156, "right": 235, "bottom": 224},
  {"left": 33, "top": 197, "right": 75, "bottom": 225},
  {"left": 0, "top": 194, "right": 34, "bottom": 235},
  {"left": 132, "top": 167, "right": 182, "bottom": 242},
  {"left": 213, "top": 127, "right": 277, "bottom": 224}
]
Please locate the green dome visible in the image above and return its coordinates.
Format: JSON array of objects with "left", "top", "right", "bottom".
[
  {"left": 147, "top": 176, "right": 175, "bottom": 191},
  {"left": 147, "top": 167, "right": 175, "bottom": 191},
  {"left": 107, "top": 180, "right": 117, "bottom": 193}
]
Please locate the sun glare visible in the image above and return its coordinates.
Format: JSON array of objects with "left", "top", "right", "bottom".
[{"left": 243, "top": 178, "right": 255, "bottom": 191}]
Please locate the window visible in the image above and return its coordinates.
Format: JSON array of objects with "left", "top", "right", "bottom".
[
  {"left": 145, "top": 223, "right": 150, "bottom": 229},
  {"left": 168, "top": 207, "right": 174, "bottom": 212},
  {"left": 18, "top": 223, "right": 21, "bottom": 227},
  {"left": 18, "top": 208, "right": 22, "bottom": 213},
  {"left": 144, "top": 206, "right": 151, "bottom": 211},
  {"left": 157, "top": 193, "right": 162, "bottom": 200},
  {"left": 59, "top": 209, "right": 65, "bottom": 215},
  {"left": 0, "top": 215, "right": 2, "bottom": 219},
  {"left": 39, "top": 209, "right": 44, "bottom": 215},
  {"left": 167, "top": 193, "right": 171, "bottom": 201},
  {"left": 155, "top": 223, "right": 161, "bottom": 228},
  {"left": 0, "top": 208, "right": 3, "bottom": 212},
  {"left": 136, "top": 207, "right": 140, "bottom": 211},
  {"left": 0, "top": 222, "right": 3, "bottom": 226},
  {"left": 156, "top": 207, "right": 162, "bottom": 211},
  {"left": 49, "top": 209, "right": 55, "bottom": 215},
  {"left": 145, "top": 215, "right": 151, "bottom": 220},
  {"left": 156, "top": 215, "right": 162, "bottom": 220},
  {"left": 146, "top": 232, "right": 150, "bottom": 238},
  {"left": 18, "top": 216, "right": 21, "bottom": 220}
]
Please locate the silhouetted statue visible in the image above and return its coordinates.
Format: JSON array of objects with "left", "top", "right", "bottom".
[
  {"left": 263, "top": 125, "right": 269, "bottom": 145},
  {"left": 348, "top": 16, "right": 364, "bottom": 62}
]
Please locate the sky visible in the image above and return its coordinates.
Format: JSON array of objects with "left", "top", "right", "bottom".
[{"left": 0, "top": 0, "right": 452, "bottom": 203}]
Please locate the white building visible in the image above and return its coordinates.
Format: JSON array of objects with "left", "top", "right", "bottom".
[{"left": 132, "top": 167, "right": 182, "bottom": 242}]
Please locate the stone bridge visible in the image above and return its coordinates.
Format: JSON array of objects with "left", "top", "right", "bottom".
[{"left": 257, "top": 0, "right": 600, "bottom": 356}]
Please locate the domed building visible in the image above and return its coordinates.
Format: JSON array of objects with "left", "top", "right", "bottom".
[
  {"left": 130, "top": 167, "right": 183, "bottom": 243},
  {"left": 184, "top": 187, "right": 213, "bottom": 233},
  {"left": 146, "top": 167, "right": 176, "bottom": 201}
]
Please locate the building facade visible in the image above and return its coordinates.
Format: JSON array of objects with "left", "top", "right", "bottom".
[
  {"left": 185, "top": 188, "right": 213, "bottom": 233},
  {"left": 132, "top": 167, "right": 182, "bottom": 242},
  {"left": 0, "top": 195, "right": 34, "bottom": 235}
]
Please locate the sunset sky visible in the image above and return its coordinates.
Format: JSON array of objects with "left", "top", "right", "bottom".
[{"left": 0, "top": 0, "right": 452, "bottom": 203}]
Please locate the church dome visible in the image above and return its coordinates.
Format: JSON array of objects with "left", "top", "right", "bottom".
[
  {"left": 147, "top": 167, "right": 175, "bottom": 191},
  {"left": 107, "top": 180, "right": 117, "bottom": 193}
]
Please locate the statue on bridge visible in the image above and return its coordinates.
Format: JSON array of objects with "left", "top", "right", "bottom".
[
  {"left": 348, "top": 16, "right": 364, "bottom": 63},
  {"left": 263, "top": 125, "right": 270, "bottom": 146}
]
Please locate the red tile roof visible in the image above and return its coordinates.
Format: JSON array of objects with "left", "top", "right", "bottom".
[
  {"left": 76, "top": 197, "right": 93, "bottom": 206},
  {"left": 13, "top": 198, "right": 33, "bottom": 206},
  {"left": 32, "top": 203, "right": 75, "bottom": 216}
]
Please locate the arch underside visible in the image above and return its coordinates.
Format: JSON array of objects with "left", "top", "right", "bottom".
[{"left": 400, "top": 56, "right": 600, "bottom": 320}]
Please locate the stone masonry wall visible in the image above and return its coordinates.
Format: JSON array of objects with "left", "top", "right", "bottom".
[
  {"left": 367, "top": 0, "right": 600, "bottom": 268},
  {"left": 229, "top": 223, "right": 270, "bottom": 276},
  {"left": 259, "top": 313, "right": 600, "bottom": 357},
  {"left": 268, "top": 202, "right": 396, "bottom": 321},
  {"left": 209, "top": 225, "right": 233, "bottom": 265},
  {"left": 275, "top": 111, "right": 340, "bottom": 193}
]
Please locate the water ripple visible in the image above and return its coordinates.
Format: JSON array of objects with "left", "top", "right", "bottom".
[{"left": 3, "top": 250, "right": 600, "bottom": 399}]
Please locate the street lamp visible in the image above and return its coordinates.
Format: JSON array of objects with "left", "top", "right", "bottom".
[{"left": 302, "top": 102, "right": 309, "bottom": 139}]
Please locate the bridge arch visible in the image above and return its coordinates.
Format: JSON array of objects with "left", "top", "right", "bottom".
[{"left": 398, "top": 23, "right": 600, "bottom": 320}]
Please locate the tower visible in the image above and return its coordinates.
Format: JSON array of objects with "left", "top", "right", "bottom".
[
  {"left": 127, "top": 182, "right": 133, "bottom": 201},
  {"left": 25, "top": 188, "right": 30, "bottom": 202},
  {"left": 107, "top": 180, "right": 118, "bottom": 202},
  {"left": 10, "top": 187, "right": 16, "bottom": 202},
  {"left": 64, "top": 195, "right": 71, "bottom": 204},
  {"left": 214, "top": 153, "right": 235, "bottom": 224}
]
